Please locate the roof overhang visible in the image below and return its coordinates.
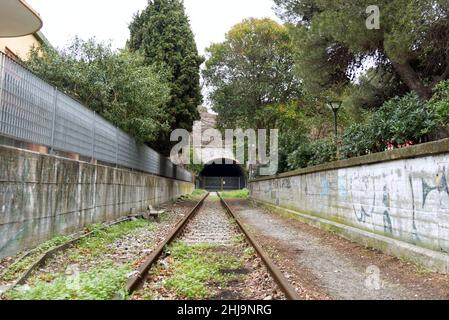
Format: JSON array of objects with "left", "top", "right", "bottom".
[{"left": 0, "top": 0, "right": 43, "bottom": 37}]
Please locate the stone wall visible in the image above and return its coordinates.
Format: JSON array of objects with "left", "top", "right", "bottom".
[
  {"left": 250, "top": 139, "right": 449, "bottom": 258},
  {"left": 0, "top": 145, "right": 194, "bottom": 258}
]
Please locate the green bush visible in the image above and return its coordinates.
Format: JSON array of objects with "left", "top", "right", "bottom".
[
  {"left": 429, "top": 80, "right": 449, "bottom": 126},
  {"left": 289, "top": 93, "right": 439, "bottom": 169},
  {"left": 287, "top": 138, "right": 336, "bottom": 170},
  {"left": 340, "top": 122, "right": 377, "bottom": 159},
  {"left": 308, "top": 139, "right": 337, "bottom": 166},
  {"left": 372, "top": 93, "right": 438, "bottom": 146},
  {"left": 287, "top": 141, "right": 314, "bottom": 170},
  {"left": 341, "top": 93, "right": 438, "bottom": 159},
  {"left": 26, "top": 39, "right": 170, "bottom": 144}
]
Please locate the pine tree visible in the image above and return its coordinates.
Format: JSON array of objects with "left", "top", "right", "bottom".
[{"left": 129, "top": 0, "right": 203, "bottom": 154}]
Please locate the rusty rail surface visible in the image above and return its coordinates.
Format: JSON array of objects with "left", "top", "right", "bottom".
[
  {"left": 126, "top": 193, "right": 210, "bottom": 294},
  {"left": 218, "top": 193, "right": 301, "bottom": 300}
]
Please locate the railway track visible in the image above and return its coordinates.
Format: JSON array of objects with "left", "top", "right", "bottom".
[
  {"left": 0, "top": 197, "right": 199, "bottom": 300},
  {"left": 1, "top": 192, "right": 300, "bottom": 300},
  {"left": 128, "top": 192, "right": 301, "bottom": 300}
]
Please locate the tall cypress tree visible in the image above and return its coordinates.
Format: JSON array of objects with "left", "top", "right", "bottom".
[{"left": 129, "top": 0, "right": 203, "bottom": 154}]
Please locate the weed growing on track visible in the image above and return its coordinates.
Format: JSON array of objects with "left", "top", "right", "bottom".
[
  {"left": 163, "top": 242, "right": 245, "bottom": 299},
  {"left": 1, "top": 236, "right": 71, "bottom": 282},
  {"left": 220, "top": 189, "right": 249, "bottom": 199},
  {"left": 188, "top": 189, "right": 208, "bottom": 200},
  {"left": 5, "top": 263, "right": 131, "bottom": 300},
  {"left": 2, "top": 220, "right": 154, "bottom": 284},
  {"left": 77, "top": 220, "right": 155, "bottom": 258},
  {"left": 2, "top": 219, "right": 156, "bottom": 300}
]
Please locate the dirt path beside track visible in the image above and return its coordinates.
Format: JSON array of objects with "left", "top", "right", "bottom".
[{"left": 226, "top": 199, "right": 449, "bottom": 300}]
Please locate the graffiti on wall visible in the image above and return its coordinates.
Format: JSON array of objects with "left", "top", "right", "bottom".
[
  {"left": 382, "top": 186, "right": 393, "bottom": 235},
  {"left": 251, "top": 159, "right": 449, "bottom": 251},
  {"left": 349, "top": 177, "right": 393, "bottom": 234},
  {"left": 349, "top": 166, "right": 449, "bottom": 244},
  {"left": 421, "top": 168, "right": 449, "bottom": 207},
  {"left": 350, "top": 176, "right": 377, "bottom": 225},
  {"left": 410, "top": 167, "right": 449, "bottom": 244}
]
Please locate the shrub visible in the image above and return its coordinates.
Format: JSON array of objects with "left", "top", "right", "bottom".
[
  {"left": 26, "top": 39, "right": 170, "bottom": 144},
  {"left": 287, "top": 138, "right": 336, "bottom": 170},
  {"left": 287, "top": 140, "right": 314, "bottom": 170},
  {"left": 287, "top": 93, "right": 440, "bottom": 171},
  {"left": 340, "top": 122, "right": 377, "bottom": 159},
  {"left": 429, "top": 80, "right": 449, "bottom": 126},
  {"left": 308, "top": 139, "right": 337, "bottom": 166},
  {"left": 372, "top": 93, "right": 438, "bottom": 146},
  {"left": 341, "top": 94, "right": 438, "bottom": 158}
]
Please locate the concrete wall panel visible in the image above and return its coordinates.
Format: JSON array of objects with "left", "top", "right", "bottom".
[
  {"left": 250, "top": 146, "right": 449, "bottom": 255},
  {"left": 0, "top": 145, "right": 194, "bottom": 258}
]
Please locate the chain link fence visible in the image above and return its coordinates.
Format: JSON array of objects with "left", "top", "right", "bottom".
[{"left": 0, "top": 52, "right": 193, "bottom": 182}]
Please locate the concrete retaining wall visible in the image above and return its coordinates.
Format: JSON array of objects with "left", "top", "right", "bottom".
[
  {"left": 0, "top": 145, "right": 194, "bottom": 258},
  {"left": 250, "top": 139, "right": 449, "bottom": 271}
]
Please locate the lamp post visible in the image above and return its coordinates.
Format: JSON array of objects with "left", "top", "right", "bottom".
[{"left": 327, "top": 100, "right": 343, "bottom": 142}]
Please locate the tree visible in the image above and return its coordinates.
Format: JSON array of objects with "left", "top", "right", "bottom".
[
  {"left": 275, "top": 0, "right": 449, "bottom": 100},
  {"left": 203, "top": 18, "right": 302, "bottom": 130},
  {"left": 26, "top": 38, "right": 170, "bottom": 144},
  {"left": 346, "top": 66, "right": 409, "bottom": 113},
  {"left": 129, "top": 0, "right": 203, "bottom": 153}
]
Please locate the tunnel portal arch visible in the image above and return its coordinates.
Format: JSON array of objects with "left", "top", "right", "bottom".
[{"left": 197, "top": 158, "right": 246, "bottom": 191}]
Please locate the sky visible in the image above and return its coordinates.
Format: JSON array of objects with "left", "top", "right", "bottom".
[{"left": 27, "top": 0, "right": 280, "bottom": 54}]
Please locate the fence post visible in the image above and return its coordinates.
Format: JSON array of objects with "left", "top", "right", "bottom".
[
  {"left": 0, "top": 53, "right": 5, "bottom": 132},
  {"left": 115, "top": 126, "right": 119, "bottom": 167},
  {"left": 49, "top": 87, "right": 58, "bottom": 154},
  {"left": 91, "top": 111, "right": 96, "bottom": 162}
]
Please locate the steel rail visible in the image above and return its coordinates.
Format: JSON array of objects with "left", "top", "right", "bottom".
[
  {"left": 218, "top": 193, "right": 301, "bottom": 300},
  {"left": 126, "top": 193, "right": 210, "bottom": 294},
  {"left": 4, "top": 216, "right": 134, "bottom": 291}
]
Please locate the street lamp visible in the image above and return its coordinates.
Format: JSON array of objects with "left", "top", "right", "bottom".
[{"left": 327, "top": 100, "right": 343, "bottom": 141}]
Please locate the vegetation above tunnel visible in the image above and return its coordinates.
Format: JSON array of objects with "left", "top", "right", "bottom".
[{"left": 204, "top": 2, "right": 449, "bottom": 174}]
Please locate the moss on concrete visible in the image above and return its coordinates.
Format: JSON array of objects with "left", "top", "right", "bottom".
[{"left": 250, "top": 138, "right": 449, "bottom": 183}]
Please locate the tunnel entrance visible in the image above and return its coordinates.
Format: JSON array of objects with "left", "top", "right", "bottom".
[{"left": 197, "top": 158, "right": 246, "bottom": 191}]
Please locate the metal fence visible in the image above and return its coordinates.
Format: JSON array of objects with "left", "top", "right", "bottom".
[
  {"left": 199, "top": 177, "right": 245, "bottom": 191},
  {"left": 0, "top": 52, "right": 193, "bottom": 183}
]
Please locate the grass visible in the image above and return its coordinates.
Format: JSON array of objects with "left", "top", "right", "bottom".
[
  {"left": 2, "top": 218, "right": 156, "bottom": 300},
  {"left": 5, "top": 263, "right": 131, "bottom": 300},
  {"left": 75, "top": 219, "right": 154, "bottom": 258},
  {"left": 413, "top": 261, "right": 432, "bottom": 275},
  {"left": 1, "top": 235, "right": 71, "bottom": 282},
  {"left": 220, "top": 189, "right": 250, "bottom": 199},
  {"left": 2, "top": 219, "right": 154, "bottom": 284},
  {"left": 162, "top": 242, "right": 246, "bottom": 299},
  {"left": 187, "top": 189, "right": 208, "bottom": 200}
]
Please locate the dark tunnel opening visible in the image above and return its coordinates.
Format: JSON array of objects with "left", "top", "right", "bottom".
[{"left": 197, "top": 158, "right": 246, "bottom": 191}]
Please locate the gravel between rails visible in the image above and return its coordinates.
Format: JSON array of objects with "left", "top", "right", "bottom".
[
  {"left": 181, "top": 196, "right": 238, "bottom": 246},
  {"left": 133, "top": 195, "right": 285, "bottom": 300}
]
